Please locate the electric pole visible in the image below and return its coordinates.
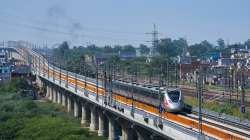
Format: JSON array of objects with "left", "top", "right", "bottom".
[
  {"left": 197, "top": 67, "right": 204, "bottom": 139},
  {"left": 240, "top": 64, "right": 246, "bottom": 114},
  {"left": 146, "top": 24, "right": 159, "bottom": 57}
]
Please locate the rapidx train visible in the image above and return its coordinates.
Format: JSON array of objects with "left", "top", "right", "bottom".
[
  {"left": 112, "top": 80, "right": 184, "bottom": 112},
  {"left": 30, "top": 49, "right": 186, "bottom": 113}
]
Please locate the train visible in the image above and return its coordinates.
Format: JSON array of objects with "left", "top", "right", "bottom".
[
  {"left": 112, "top": 80, "right": 184, "bottom": 112},
  {"left": 30, "top": 49, "right": 186, "bottom": 113}
]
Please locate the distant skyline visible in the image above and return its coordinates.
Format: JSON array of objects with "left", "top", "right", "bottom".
[{"left": 0, "top": 0, "right": 249, "bottom": 47}]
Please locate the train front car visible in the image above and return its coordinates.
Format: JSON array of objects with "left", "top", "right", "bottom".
[{"left": 163, "top": 88, "right": 184, "bottom": 112}]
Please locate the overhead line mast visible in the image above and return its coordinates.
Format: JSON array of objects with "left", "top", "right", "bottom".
[{"left": 146, "top": 24, "right": 159, "bottom": 57}]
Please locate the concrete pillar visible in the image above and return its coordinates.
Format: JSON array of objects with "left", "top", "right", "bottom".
[
  {"left": 121, "top": 123, "right": 135, "bottom": 140},
  {"left": 54, "top": 90, "right": 58, "bottom": 103},
  {"left": 52, "top": 89, "right": 57, "bottom": 103},
  {"left": 74, "top": 99, "right": 79, "bottom": 117},
  {"left": 57, "top": 91, "right": 61, "bottom": 104},
  {"left": 81, "top": 104, "right": 87, "bottom": 125},
  {"left": 50, "top": 87, "right": 53, "bottom": 101},
  {"left": 62, "top": 93, "right": 66, "bottom": 107},
  {"left": 108, "top": 118, "right": 115, "bottom": 140},
  {"left": 46, "top": 86, "right": 49, "bottom": 98},
  {"left": 122, "top": 126, "right": 128, "bottom": 140},
  {"left": 90, "top": 107, "right": 97, "bottom": 131},
  {"left": 51, "top": 88, "right": 54, "bottom": 101},
  {"left": 136, "top": 130, "right": 144, "bottom": 140},
  {"left": 98, "top": 112, "right": 104, "bottom": 136},
  {"left": 67, "top": 96, "right": 71, "bottom": 112},
  {"left": 49, "top": 87, "right": 52, "bottom": 101}
]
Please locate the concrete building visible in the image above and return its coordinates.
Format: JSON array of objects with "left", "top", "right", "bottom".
[
  {"left": 0, "top": 51, "right": 7, "bottom": 64},
  {"left": 0, "top": 65, "right": 11, "bottom": 82}
]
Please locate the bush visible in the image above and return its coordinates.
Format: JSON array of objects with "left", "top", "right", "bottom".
[{"left": 0, "top": 78, "right": 106, "bottom": 140}]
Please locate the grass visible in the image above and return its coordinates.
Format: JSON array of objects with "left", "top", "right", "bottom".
[
  {"left": 184, "top": 97, "right": 250, "bottom": 120},
  {"left": 0, "top": 78, "right": 106, "bottom": 140}
]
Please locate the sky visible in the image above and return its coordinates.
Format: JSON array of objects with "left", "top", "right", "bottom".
[{"left": 0, "top": 0, "right": 249, "bottom": 47}]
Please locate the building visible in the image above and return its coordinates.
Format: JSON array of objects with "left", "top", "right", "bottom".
[
  {"left": 84, "top": 53, "right": 118, "bottom": 65},
  {"left": 0, "top": 51, "right": 7, "bottom": 64},
  {"left": 11, "top": 65, "right": 30, "bottom": 77},
  {"left": 7, "top": 40, "right": 29, "bottom": 48},
  {"left": 0, "top": 65, "right": 11, "bottom": 82}
]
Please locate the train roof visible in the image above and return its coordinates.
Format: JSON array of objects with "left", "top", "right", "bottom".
[{"left": 113, "top": 79, "right": 180, "bottom": 93}]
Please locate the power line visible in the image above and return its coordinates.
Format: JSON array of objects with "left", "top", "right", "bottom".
[
  {"left": 0, "top": 18, "right": 145, "bottom": 45},
  {"left": 0, "top": 10, "right": 146, "bottom": 36}
]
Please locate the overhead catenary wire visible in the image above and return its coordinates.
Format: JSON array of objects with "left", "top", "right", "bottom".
[
  {"left": 0, "top": 18, "right": 146, "bottom": 43},
  {"left": 0, "top": 11, "right": 148, "bottom": 45},
  {"left": 0, "top": 10, "right": 146, "bottom": 35}
]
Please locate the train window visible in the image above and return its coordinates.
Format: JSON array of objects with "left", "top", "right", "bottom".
[
  {"left": 133, "top": 87, "right": 138, "bottom": 94},
  {"left": 168, "top": 91, "right": 180, "bottom": 103}
]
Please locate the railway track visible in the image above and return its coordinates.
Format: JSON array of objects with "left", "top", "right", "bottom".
[
  {"left": 116, "top": 76, "right": 250, "bottom": 106},
  {"left": 185, "top": 112, "right": 250, "bottom": 138},
  {"left": 113, "top": 81, "right": 250, "bottom": 137},
  {"left": 182, "top": 87, "right": 250, "bottom": 106}
]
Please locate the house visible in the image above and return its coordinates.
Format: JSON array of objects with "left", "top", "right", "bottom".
[
  {"left": 11, "top": 65, "right": 31, "bottom": 77},
  {"left": 0, "top": 65, "right": 11, "bottom": 82},
  {"left": 0, "top": 51, "right": 7, "bottom": 64}
]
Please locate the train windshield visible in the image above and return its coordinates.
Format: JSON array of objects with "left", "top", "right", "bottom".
[{"left": 168, "top": 90, "right": 180, "bottom": 102}]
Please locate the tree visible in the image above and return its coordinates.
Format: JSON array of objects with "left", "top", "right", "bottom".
[
  {"left": 113, "top": 45, "right": 122, "bottom": 53},
  {"left": 86, "top": 44, "right": 102, "bottom": 54},
  {"left": 139, "top": 44, "right": 150, "bottom": 55},
  {"left": 58, "top": 41, "right": 69, "bottom": 57},
  {"left": 201, "top": 40, "right": 213, "bottom": 49},
  {"left": 156, "top": 38, "right": 185, "bottom": 57},
  {"left": 217, "top": 38, "right": 225, "bottom": 49},
  {"left": 172, "top": 38, "right": 188, "bottom": 55},
  {"left": 156, "top": 38, "right": 172, "bottom": 56},
  {"left": 122, "top": 45, "right": 136, "bottom": 54},
  {"left": 103, "top": 45, "right": 113, "bottom": 53},
  {"left": 106, "top": 55, "right": 121, "bottom": 65},
  {"left": 188, "top": 40, "right": 213, "bottom": 58}
]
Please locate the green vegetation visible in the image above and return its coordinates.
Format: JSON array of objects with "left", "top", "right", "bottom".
[
  {"left": 50, "top": 39, "right": 250, "bottom": 81},
  {"left": 184, "top": 97, "right": 250, "bottom": 120},
  {"left": 0, "top": 78, "right": 106, "bottom": 140}
]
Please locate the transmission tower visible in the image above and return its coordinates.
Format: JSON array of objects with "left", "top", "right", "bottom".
[{"left": 146, "top": 24, "right": 159, "bottom": 57}]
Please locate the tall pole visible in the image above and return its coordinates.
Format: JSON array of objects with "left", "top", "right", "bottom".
[
  {"left": 104, "top": 64, "right": 108, "bottom": 105},
  {"left": 59, "top": 55, "right": 61, "bottom": 85},
  {"left": 47, "top": 49, "right": 49, "bottom": 79},
  {"left": 43, "top": 53, "right": 45, "bottom": 77},
  {"left": 108, "top": 64, "right": 112, "bottom": 106},
  {"left": 96, "top": 63, "right": 99, "bottom": 101},
  {"left": 240, "top": 64, "right": 246, "bottom": 114},
  {"left": 75, "top": 64, "right": 78, "bottom": 93},
  {"left": 175, "top": 62, "right": 178, "bottom": 88},
  {"left": 223, "top": 67, "right": 227, "bottom": 99},
  {"left": 38, "top": 55, "right": 41, "bottom": 76},
  {"left": 158, "top": 64, "right": 163, "bottom": 127},
  {"left": 53, "top": 56, "right": 55, "bottom": 82},
  {"left": 146, "top": 24, "right": 159, "bottom": 57},
  {"left": 84, "top": 62, "right": 88, "bottom": 96},
  {"left": 167, "top": 62, "right": 169, "bottom": 89},
  {"left": 197, "top": 67, "right": 203, "bottom": 138}
]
